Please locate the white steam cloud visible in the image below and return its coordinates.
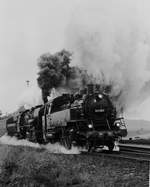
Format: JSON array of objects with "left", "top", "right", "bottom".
[
  {"left": 66, "top": 0, "right": 150, "bottom": 113},
  {"left": 43, "top": 143, "right": 80, "bottom": 154},
  {"left": 18, "top": 85, "right": 43, "bottom": 109},
  {"left": 0, "top": 134, "right": 40, "bottom": 148},
  {"left": 0, "top": 134, "right": 80, "bottom": 154}
]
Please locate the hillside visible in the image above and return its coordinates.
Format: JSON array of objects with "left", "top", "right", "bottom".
[{"left": 125, "top": 119, "right": 150, "bottom": 138}]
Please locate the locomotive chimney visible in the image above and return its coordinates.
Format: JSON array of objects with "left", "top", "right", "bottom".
[
  {"left": 95, "top": 84, "right": 100, "bottom": 92},
  {"left": 79, "top": 87, "right": 88, "bottom": 95},
  {"left": 87, "top": 84, "right": 95, "bottom": 94}
]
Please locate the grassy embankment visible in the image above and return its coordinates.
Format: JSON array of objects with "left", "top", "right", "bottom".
[
  {"left": 0, "top": 119, "right": 6, "bottom": 136},
  {"left": 0, "top": 145, "right": 148, "bottom": 187}
]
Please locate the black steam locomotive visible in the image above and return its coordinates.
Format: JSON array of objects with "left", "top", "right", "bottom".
[{"left": 6, "top": 84, "right": 127, "bottom": 152}]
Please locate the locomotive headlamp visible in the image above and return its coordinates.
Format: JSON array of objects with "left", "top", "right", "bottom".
[
  {"left": 88, "top": 124, "right": 93, "bottom": 128},
  {"left": 98, "top": 94, "right": 103, "bottom": 99},
  {"left": 116, "top": 123, "right": 120, "bottom": 127}
]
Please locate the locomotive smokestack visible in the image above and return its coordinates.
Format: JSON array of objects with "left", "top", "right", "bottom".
[
  {"left": 95, "top": 84, "right": 100, "bottom": 93},
  {"left": 87, "top": 84, "right": 102, "bottom": 94},
  {"left": 87, "top": 84, "right": 95, "bottom": 95}
]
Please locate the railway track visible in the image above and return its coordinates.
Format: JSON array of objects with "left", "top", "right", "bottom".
[
  {"left": 82, "top": 143, "right": 150, "bottom": 161},
  {"left": 79, "top": 143, "right": 150, "bottom": 162},
  {"left": 118, "top": 143, "right": 150, "bottom": 161}
]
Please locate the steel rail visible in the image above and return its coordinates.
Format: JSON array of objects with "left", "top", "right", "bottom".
[
  {"left": 118, "top": 143, "right": 150, "bottom": 161},
  {"left": 81, "top": 151, "right": 150, "bottom": 161},
  {"left": 80, "top": 143, "right": 150, "bottom": 161}
]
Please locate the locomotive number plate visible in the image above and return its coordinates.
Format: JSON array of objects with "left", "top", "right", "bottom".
[{"left": 95, "top": 109, "right": 105, "bottom": 112}]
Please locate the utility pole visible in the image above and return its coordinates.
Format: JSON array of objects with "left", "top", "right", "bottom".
[{"left": 26, "top": 80, "right": 30, "bottom": 87}]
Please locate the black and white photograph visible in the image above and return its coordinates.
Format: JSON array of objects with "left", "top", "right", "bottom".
[{"left": 0, "top": 0, "right": 149, "bottom": 186}]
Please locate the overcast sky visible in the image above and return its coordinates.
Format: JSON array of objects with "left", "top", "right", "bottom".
[
  {"left": 1, "top": 0, "right": 150, "bottom": 120},
  {"left": 0, "top": 0, "right": 76, "bottom": 113}
]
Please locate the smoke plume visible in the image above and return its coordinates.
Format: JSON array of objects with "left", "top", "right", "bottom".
[
  {"left": 37, "top": 49, "right": 91, "bottom": 102},
  {"left": 65, "top": 0, "right": 150, "bottom": 113}
]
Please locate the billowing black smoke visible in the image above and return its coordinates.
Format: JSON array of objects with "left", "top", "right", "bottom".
[
  {"left": 37, "top": 49, "right": 91, "bottom": 103},
  {"left": 37, "top": 49, "right": 126, "bottom": 116}
]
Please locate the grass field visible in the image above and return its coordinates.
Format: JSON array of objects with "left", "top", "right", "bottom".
[
  {"left": 0, "top": 119, "right": 6, "bottom": 137},
  {"left": 0, "top": 144, "right": 149, "bottom": 187}
]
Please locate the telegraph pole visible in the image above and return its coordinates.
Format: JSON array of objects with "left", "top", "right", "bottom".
[{"left": 26, "top": 80, "right": 30, "bottom": 87}]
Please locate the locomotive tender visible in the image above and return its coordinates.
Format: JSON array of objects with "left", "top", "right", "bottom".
[{"left": 6, "top": 84, "right": 127, "bottom": 152}]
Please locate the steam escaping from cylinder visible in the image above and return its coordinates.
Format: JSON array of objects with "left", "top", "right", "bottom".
[
  {"left": 0, "top": 134, "right": 80, "bottom": 154},
  {"left": 65, "top": 0, "right": 150, "bottom": 114},
  {"left": 43, "top": 143, "right": 80, "bottom": 154},
  {"left": 0, "top": 134, "right": 40, "bottom": 148}
]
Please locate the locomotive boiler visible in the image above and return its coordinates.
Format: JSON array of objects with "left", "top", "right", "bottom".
[{"left": 6, "top": 84, "right": 127, "bottom": 152}]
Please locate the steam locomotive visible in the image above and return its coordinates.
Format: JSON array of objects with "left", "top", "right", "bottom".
[{"left": 6, "top": 84, "right": 127, "bottom": 152}]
